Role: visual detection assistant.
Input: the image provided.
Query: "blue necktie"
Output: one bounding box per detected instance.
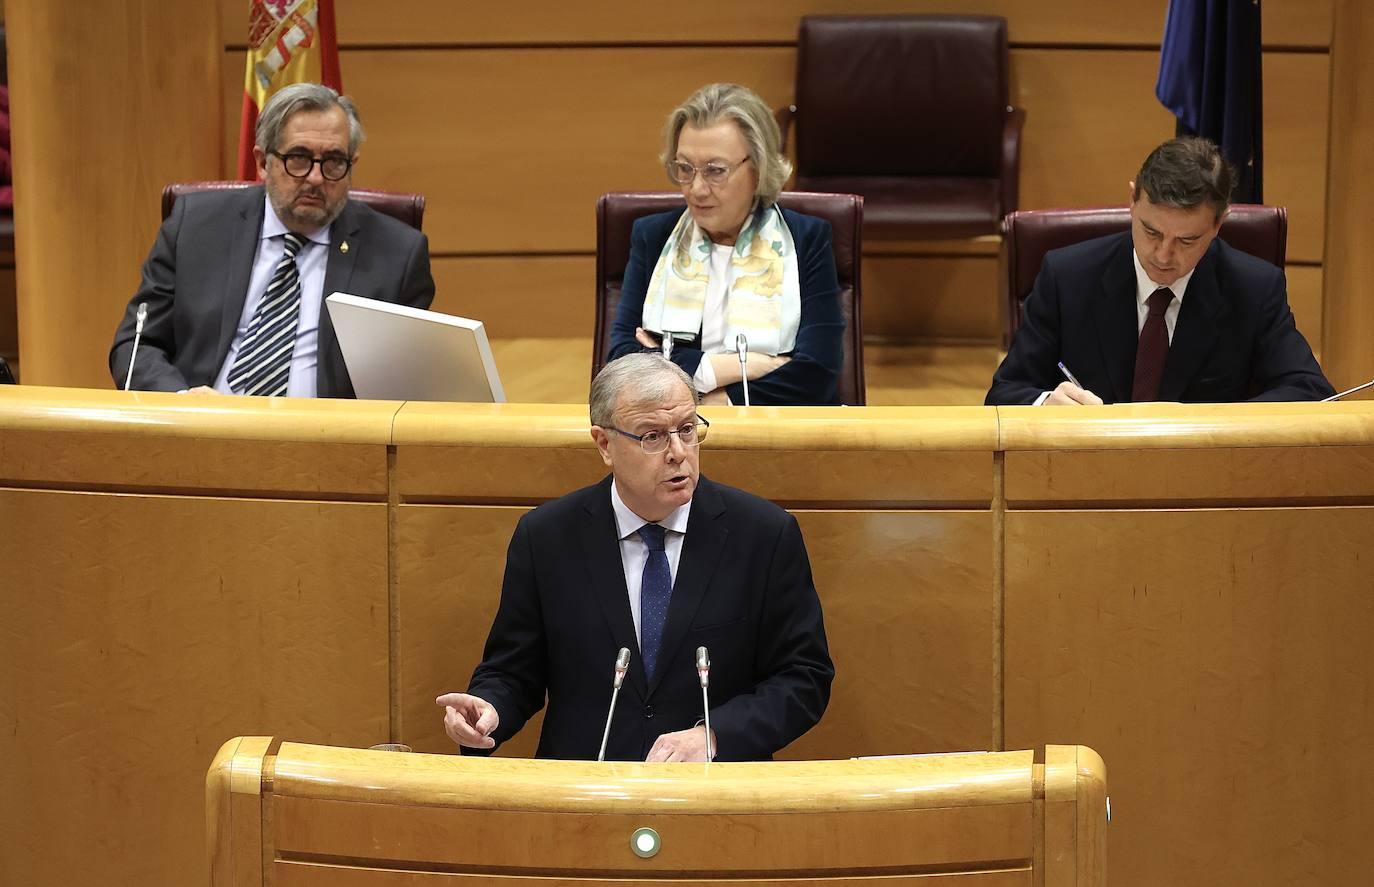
[638,523,672,683]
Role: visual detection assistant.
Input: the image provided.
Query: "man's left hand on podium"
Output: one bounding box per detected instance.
[645,725,716,762]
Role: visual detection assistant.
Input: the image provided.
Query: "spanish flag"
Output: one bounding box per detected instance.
[236,0,343,180]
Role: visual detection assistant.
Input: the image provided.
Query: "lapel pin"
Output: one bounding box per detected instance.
[340,240,350,254]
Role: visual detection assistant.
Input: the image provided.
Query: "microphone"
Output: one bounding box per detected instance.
[696,646,713,762]
[735,334,750,407]
[123,302,148,392]
[1322,378,1374,402]
[596,647,632,762]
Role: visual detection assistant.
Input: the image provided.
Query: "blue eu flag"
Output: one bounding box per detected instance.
[1156,0,1264,202]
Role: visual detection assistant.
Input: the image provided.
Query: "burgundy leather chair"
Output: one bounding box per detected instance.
[1000,204,1288,348]
[594,191,866,406]
[161,181,426,230]
[779,15,1024,241]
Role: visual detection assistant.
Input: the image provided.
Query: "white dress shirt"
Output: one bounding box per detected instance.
[1131,248,1196,343]
[213,194,331,397]
[610,480,692,645]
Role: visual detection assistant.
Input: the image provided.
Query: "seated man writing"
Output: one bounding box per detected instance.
[987,136,1333,406]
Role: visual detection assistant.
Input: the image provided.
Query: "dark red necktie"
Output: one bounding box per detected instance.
[1131,287,1173,402]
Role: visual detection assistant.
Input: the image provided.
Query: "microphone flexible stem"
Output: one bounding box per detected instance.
[123,327,143,392]
[1322,378,1374,402]
[701,685,713,762]
[597,683,623,762]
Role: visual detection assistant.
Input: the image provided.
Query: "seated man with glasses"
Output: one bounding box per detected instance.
[607,82,846,406]
[437,353,834,761]
[110,82,434,396]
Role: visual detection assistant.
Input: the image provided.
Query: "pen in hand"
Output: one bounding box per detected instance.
[1057,361,1084,389]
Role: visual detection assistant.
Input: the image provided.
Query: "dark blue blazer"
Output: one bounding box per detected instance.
[987,232,1333,405]
[465,474,834,762]
[609,206,845,405]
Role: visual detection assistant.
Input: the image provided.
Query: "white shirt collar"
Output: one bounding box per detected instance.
[610,479,692,541]
[261,193,331,246]
[1132,249,1196,309]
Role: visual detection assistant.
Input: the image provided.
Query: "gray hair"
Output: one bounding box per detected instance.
[660,82,792,205]
[255,82,366,156]
[590,354,697,427]
[1133,136,1234,221]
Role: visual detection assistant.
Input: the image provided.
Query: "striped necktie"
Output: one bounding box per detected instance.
[227,232,307,397]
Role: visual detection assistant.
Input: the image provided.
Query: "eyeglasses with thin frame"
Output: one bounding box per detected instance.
[271,150,354,182]
[608,416,710,455]
[666,157,751,188]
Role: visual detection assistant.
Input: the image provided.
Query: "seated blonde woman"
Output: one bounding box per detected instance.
[608,82,845,405]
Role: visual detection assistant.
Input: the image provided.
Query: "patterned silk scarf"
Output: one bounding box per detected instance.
[641,201,801,355]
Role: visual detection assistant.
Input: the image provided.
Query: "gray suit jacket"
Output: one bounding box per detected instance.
[109,185,435,397]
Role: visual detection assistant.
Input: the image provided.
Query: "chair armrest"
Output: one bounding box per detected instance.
[1000,106,1026,216]
[775,104,797,155]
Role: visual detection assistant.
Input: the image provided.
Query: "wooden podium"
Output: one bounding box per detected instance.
[207,738,1106,886]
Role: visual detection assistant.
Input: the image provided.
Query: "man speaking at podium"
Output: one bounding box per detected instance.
[437,353,833,762]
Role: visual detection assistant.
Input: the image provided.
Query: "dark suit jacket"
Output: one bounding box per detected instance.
[987,232,1333,405]
[608,206,845,405]
[466,474,834,762]
[109,185,435,397]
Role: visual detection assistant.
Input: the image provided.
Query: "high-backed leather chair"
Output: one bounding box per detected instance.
[161,181,425,230]
[1001,204,1288,348]
[779,15,1023,241]
[594,191,866,406]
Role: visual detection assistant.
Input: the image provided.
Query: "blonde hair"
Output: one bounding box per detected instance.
[659,83,792,205]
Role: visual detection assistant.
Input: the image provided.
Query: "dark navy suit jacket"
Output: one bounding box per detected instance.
[466,475,834,762]
[609,206,844,405]
[110,185,435,397]
[987,232,1333,405]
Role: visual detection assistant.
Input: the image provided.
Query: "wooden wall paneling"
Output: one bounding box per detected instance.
[430,255,594,339]
[220,47,795,252]
[396,446,606,502]
[220,1,1330,49]
[222,46,1331,257]
[0,490,390,887]
[862,254,1000,343]
[1,430,387,497]
[1012,49,1175,214]
[395,503,543,757]
[1004,507,1374,887]
[782,510,997,759]
[7,0,222,389]
[704,449,993,507]
[1004,445,1374,506]
[1322,0,1374,391]
[1263,51,1329,264]
[1286,264,1324,357]
[1014,48,1327,262]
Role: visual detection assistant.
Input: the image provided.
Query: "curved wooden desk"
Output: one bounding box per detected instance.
[3,386,1373,887]
[207,737,1106,886]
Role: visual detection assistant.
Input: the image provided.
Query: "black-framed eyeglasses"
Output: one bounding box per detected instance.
[609,416,710,455]
[271,150,354,181]
[666,157,751,187]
